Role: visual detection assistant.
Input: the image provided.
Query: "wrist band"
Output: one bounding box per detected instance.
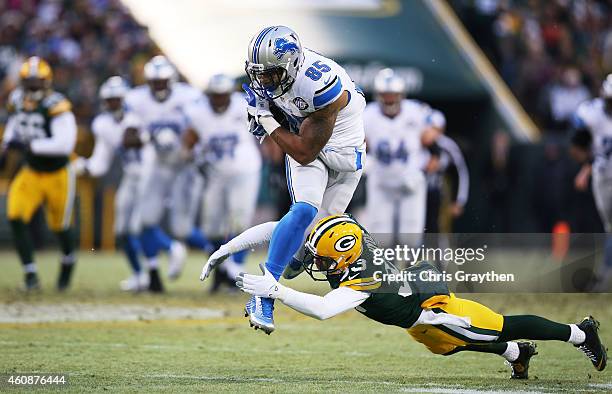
[259,115,281,136]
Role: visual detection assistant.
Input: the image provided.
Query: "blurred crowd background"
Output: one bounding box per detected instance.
[453,0,610,233]
[0,0,158,126]
[0,0,610,248]
[453,0,611,133]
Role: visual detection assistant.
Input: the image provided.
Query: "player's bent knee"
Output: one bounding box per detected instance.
[407,325,464,355]
[289,202,318,228]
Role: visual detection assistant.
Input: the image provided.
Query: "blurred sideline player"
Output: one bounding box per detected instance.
[125,55,207,291]
[0,56,77,291]
[216,214,607,378]
[363,68,441,248]
[183,74,262,292]
[205,26,367,333]
[571,74,612,291]
[421,110,469,233]
[73,76,154,292]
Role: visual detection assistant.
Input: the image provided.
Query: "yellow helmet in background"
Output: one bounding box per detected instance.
[19,56,53,82]
[19,56,53,100]
[303,214,363,280]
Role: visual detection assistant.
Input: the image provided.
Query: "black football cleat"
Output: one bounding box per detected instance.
[209,269,225,294]
[148,269,164,293]
[575,316,607,371]
[509,342,538,379]
[57,264,74,291]
[24,272,40,291]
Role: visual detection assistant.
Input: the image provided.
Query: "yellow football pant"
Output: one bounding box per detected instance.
[407,293,504,355]
[7,165,75,231]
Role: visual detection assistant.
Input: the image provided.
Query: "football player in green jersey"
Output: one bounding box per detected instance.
[1,56,77,291]
[203,215,607,379]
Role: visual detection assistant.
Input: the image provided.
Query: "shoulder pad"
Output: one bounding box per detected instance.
[338,258,382,292]
[575,99,600,126]
[91,114,110,136]
[44,92,72,116]
[312,74,343,110]
[175,82,202,102]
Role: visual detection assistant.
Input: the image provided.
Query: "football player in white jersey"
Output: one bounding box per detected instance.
[125,56,208,291]
[363,68,441,249]
[201,26,366,334]
[571,74,612,291]
[73,76,154,291]
[183,74,262,292]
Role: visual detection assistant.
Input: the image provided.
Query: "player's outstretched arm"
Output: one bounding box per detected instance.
[200,221,279,281]
[237,264,369,320]
[270,91,348,165]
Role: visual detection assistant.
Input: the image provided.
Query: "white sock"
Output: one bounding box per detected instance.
[568,324,586,345]
[24,263,37,273]
[148,257,159,269]
[502,342,520,362]
[219,222,278,254]
[61,253,76,265]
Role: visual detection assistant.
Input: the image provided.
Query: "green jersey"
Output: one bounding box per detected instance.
[6,88,73,172]
[327,225,450,329]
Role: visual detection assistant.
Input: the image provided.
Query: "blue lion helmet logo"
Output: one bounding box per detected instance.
[273,37,299,60]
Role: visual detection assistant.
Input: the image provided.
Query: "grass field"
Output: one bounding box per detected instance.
[0,250,610,393]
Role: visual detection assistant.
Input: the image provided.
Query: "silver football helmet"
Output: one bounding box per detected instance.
[144,55,177,101]
[99,76,129,100]
[373,68,406,95]
[246,25,304,99]
[99,76,129,118]
[205,74,235,94]
[374,68,406,117]
[206,74,235,113]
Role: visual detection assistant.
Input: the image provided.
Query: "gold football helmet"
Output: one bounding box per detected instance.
[19,56,53,100]
[303,214,363,280]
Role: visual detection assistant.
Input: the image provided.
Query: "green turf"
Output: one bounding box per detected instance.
[0,250,610,393]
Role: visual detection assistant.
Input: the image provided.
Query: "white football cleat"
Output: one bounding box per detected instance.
[120,271,149,292]
[249,296,275,335]
[168,241,187,280]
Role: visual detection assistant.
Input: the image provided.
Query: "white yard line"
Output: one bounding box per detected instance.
[588,383,612,389]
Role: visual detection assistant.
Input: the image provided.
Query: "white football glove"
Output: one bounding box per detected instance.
[236,263,286,299]
[200,247,230,281]
[242,84,279,140]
